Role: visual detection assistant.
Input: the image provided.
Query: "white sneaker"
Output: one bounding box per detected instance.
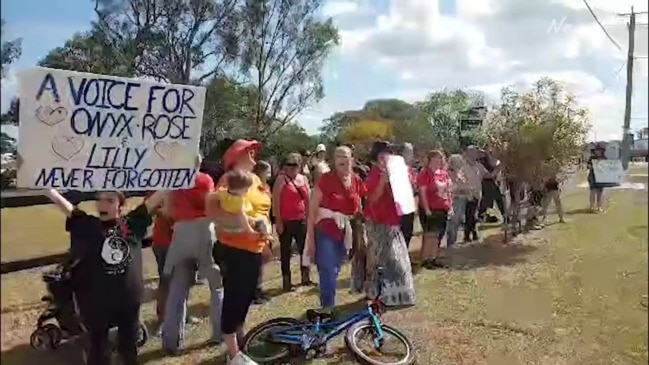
[228,352,258,365]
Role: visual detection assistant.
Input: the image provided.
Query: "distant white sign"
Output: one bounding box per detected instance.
[593,159,624,184]
[386,155,416,216]
[17,67,206,191]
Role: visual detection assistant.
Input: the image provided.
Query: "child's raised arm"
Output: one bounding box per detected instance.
[45,189,75,217]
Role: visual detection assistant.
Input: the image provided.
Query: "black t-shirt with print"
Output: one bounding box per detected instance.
[66,204,151,310]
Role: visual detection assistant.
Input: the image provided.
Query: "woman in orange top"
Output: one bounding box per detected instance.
[206,139,272,365]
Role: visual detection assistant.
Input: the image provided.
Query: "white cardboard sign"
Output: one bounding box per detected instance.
[17,67,206,191]
[386,155,416,216]
[593,159,623,184]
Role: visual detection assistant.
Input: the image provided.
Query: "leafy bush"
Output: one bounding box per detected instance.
[1,167,17,189]
[483,78,590,186]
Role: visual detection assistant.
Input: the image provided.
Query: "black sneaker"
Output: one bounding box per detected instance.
[422,259,441,270]
[432,258,448,268]
[252,294,269,305]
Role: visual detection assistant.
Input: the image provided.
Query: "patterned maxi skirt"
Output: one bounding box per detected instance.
[350,217,368,294]
[364,221,416,307]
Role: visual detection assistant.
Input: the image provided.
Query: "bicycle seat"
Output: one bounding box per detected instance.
[306,309,334,323]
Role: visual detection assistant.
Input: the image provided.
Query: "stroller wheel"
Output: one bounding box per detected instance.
[136,323,149,348]
[43,324,63,349]
[30,328,54,352]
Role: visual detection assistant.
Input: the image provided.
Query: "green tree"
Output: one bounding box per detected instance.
[93,0,239,84]
[414,89,484,154]
[264,123,316,159]
[319,98,419,144]
[483,77,590,186]
[39,28,135,76]
[0,132,16,154]
[236,0,339,140]
[200,76,259,154]
[0,98,19,125]
[1,19,22,78]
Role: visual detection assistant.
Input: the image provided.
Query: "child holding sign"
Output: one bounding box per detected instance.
[40,184,165,365]
[216,170,272,238]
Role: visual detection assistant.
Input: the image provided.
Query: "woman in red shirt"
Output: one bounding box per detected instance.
[304,146,365,310]
[395,142,417,248]
[417,149,453,269]
[150,196,174,327]
[272,152,311,292]
[162,157,223,354]
[364,141,415,306]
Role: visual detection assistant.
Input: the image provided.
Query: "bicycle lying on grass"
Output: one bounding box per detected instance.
[241,267,416,365]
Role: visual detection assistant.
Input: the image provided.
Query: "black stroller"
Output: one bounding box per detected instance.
[29,259,149,352]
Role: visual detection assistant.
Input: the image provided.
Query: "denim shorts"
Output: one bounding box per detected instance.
[418,209,448,241]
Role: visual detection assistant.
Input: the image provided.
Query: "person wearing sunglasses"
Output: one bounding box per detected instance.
[273,153,312,292]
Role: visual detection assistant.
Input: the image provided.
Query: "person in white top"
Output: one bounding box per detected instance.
[311,144,330,184]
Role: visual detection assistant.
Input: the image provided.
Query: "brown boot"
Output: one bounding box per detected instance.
[282,275,293,292]
[300,267,314,286]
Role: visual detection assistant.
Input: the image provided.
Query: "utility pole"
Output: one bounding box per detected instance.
[618,7,648,169]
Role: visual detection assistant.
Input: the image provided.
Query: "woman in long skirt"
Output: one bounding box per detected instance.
[362,141,415,306]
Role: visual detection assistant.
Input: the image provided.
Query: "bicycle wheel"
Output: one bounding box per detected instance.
[345,320,416,365]
[241,317,303,364]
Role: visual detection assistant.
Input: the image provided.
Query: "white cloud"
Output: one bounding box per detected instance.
[317,0,649,140]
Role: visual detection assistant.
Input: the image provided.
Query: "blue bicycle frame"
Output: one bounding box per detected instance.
[268,304,386,351]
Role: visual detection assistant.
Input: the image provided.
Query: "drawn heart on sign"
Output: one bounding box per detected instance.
[51,136,85,161]
[154,141,183,162]
[36,105,68,127]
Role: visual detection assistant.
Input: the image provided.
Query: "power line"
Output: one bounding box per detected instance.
[618,11,649,16]
[582,0,623,51]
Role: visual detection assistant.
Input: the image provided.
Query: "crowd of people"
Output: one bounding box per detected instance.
[23,138,610,365]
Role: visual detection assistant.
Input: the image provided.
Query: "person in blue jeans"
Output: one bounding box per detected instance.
[445,154,472,246]
[304,146,366,310]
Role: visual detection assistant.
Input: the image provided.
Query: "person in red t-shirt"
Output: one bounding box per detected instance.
[304,145,365,310]
[272,152,311,292]
[363,141,416,307]
[417,149,453,269]
[150,196,174,327]
[394,142,417,248]
[161,157,223,354]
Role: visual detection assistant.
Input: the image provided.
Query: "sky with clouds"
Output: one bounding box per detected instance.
[1,0,648,141]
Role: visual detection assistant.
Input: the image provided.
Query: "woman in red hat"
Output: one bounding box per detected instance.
[206,139,272,365]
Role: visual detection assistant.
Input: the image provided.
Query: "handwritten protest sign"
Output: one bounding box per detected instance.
[386,155,416,215]
[16,67,205,191]
[593,159,623,185]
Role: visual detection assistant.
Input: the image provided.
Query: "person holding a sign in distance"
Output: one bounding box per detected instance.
[587,144,607,212]
[206,139,272,365]
[363,141,416,306]
[16,156,166,365]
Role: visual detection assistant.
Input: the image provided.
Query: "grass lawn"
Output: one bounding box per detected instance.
[1,170,647,365]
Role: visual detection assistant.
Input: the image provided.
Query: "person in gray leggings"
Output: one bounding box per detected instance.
[161,171,224,355]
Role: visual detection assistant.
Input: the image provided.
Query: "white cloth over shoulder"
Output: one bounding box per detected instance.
[302,207,353,267]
